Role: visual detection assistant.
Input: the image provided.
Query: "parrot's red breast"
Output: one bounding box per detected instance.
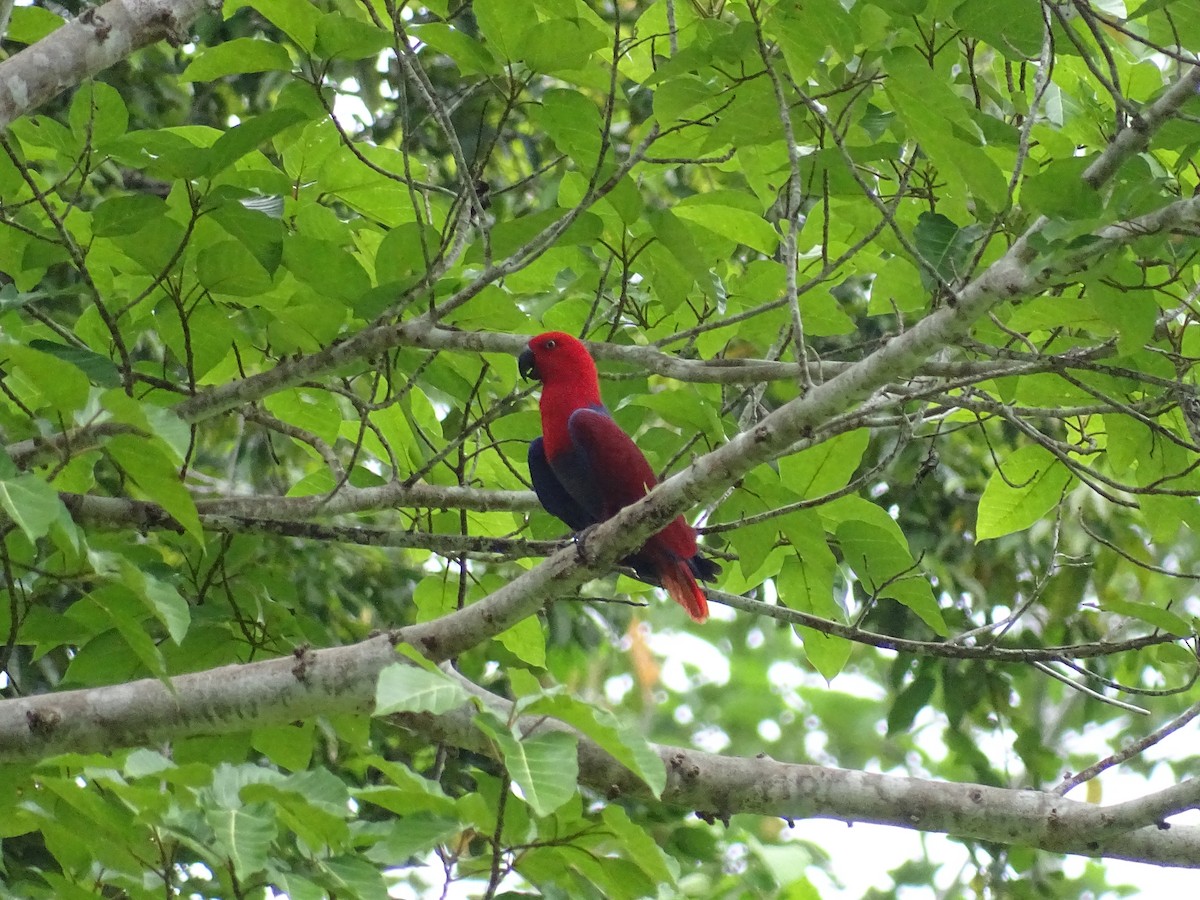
[518,332,718,622]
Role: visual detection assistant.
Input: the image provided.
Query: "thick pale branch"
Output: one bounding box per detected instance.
[424,673,1200,868]
[2,643,1194,868]
[61,482,537,527]
[0,0,214,130]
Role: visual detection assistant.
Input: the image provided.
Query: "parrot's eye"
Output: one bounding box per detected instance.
[545,339,557,350]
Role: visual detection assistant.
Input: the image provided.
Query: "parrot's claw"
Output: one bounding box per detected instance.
[571,525,598,564]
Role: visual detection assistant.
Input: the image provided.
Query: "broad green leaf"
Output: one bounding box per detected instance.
[234,0,321,51]
[263,387,342,447]
[977,445,1076,540]
[672,201,779,256]
[0,342,90,413]
[181,39,293,81]
[69,83,128,146]
[522,18,608,73]
[363,814,463,865]
[197,239,274,296]
[954,0,1045,58]
[410,24,498,76]
[601,804,678,885]
[374,222,439,285]
[123,748,175,778]
[104,434,203,542]
[283,234,371,302]
[1022,157,1103,220]
[521,694,666,796]
[494,614,547,668]
[472,0,539,60]
[885,47,1007,208]
[92,195,168,237]
[318,856,389,900]
[207,805,277,880]
[913,212,980,287]
[481,723,578,818]
[779,429,869,499]
[1100,597,1192,636]
[314,13,393,60]
[91,587,169,679]
[532,90,603,167]
[206,108,310,175]
[374,664,470,716]
[0,473,68,542]
[5,5,64,43]
[832,498,947,635]
[354,757,457,818]
[119,560,191,644]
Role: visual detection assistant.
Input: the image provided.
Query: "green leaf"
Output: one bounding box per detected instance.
[976,445,1076,540]
[374,222,439,285]
[0,342,90,413]
[283,235,371,303]
[251,723,314,771]
[123,748,175,778]
[354,757,457,818]
[1099,597,1192,636]
[831,497,947,635]
[263,387,342,447]
[954,0,1045,58]
[363,814,463,865]
[314,13,392,60]
[472,0,539,60]
[91,587,169,679]
[768,0,856,83]
[182,38,294,81]
[206,108,310,176]
[318,856,389,900]
[1022,157,1103,220]
[410,24,498,76]
[207,805,277,880]
[800,291,857,336]
[197,240,274,297]
[104,434,203,542]
[913,212,979,287]
[676,196,777,254]
[374,664,470,716]
[91,194,168,237]
[494,614,547,668]
[522,19,608,73]
[885,47,1007,208]
[0,473,68,542]
[521,694,666,797]
[532,90,603,167]
[119,560,191,644]
[5,5,64,44]
[69,83,128,147]
[232,0,321,51]
[481,723,578,817]
[779,429,869,498]
[601,804,677,885]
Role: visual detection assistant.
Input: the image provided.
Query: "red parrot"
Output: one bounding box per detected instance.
[518,332,719,622]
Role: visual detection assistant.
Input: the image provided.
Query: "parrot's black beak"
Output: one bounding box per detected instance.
[518,347,539,381]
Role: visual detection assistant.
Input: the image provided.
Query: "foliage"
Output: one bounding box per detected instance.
[1,0,1200,897]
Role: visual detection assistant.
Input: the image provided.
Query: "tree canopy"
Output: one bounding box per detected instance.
[2,0,1200,896]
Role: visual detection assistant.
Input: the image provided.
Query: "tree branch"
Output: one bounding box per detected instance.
[2,643,1197,868]
[0,0,213,130]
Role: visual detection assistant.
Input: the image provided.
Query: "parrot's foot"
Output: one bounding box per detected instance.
[571,525,598,565]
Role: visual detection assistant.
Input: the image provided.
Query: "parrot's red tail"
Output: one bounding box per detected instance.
[656,557,709,623]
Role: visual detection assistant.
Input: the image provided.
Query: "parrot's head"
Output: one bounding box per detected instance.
[518,332,597,387]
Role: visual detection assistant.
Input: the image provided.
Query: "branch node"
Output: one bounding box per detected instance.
[291,644,314,682]
[26,708,61,737]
